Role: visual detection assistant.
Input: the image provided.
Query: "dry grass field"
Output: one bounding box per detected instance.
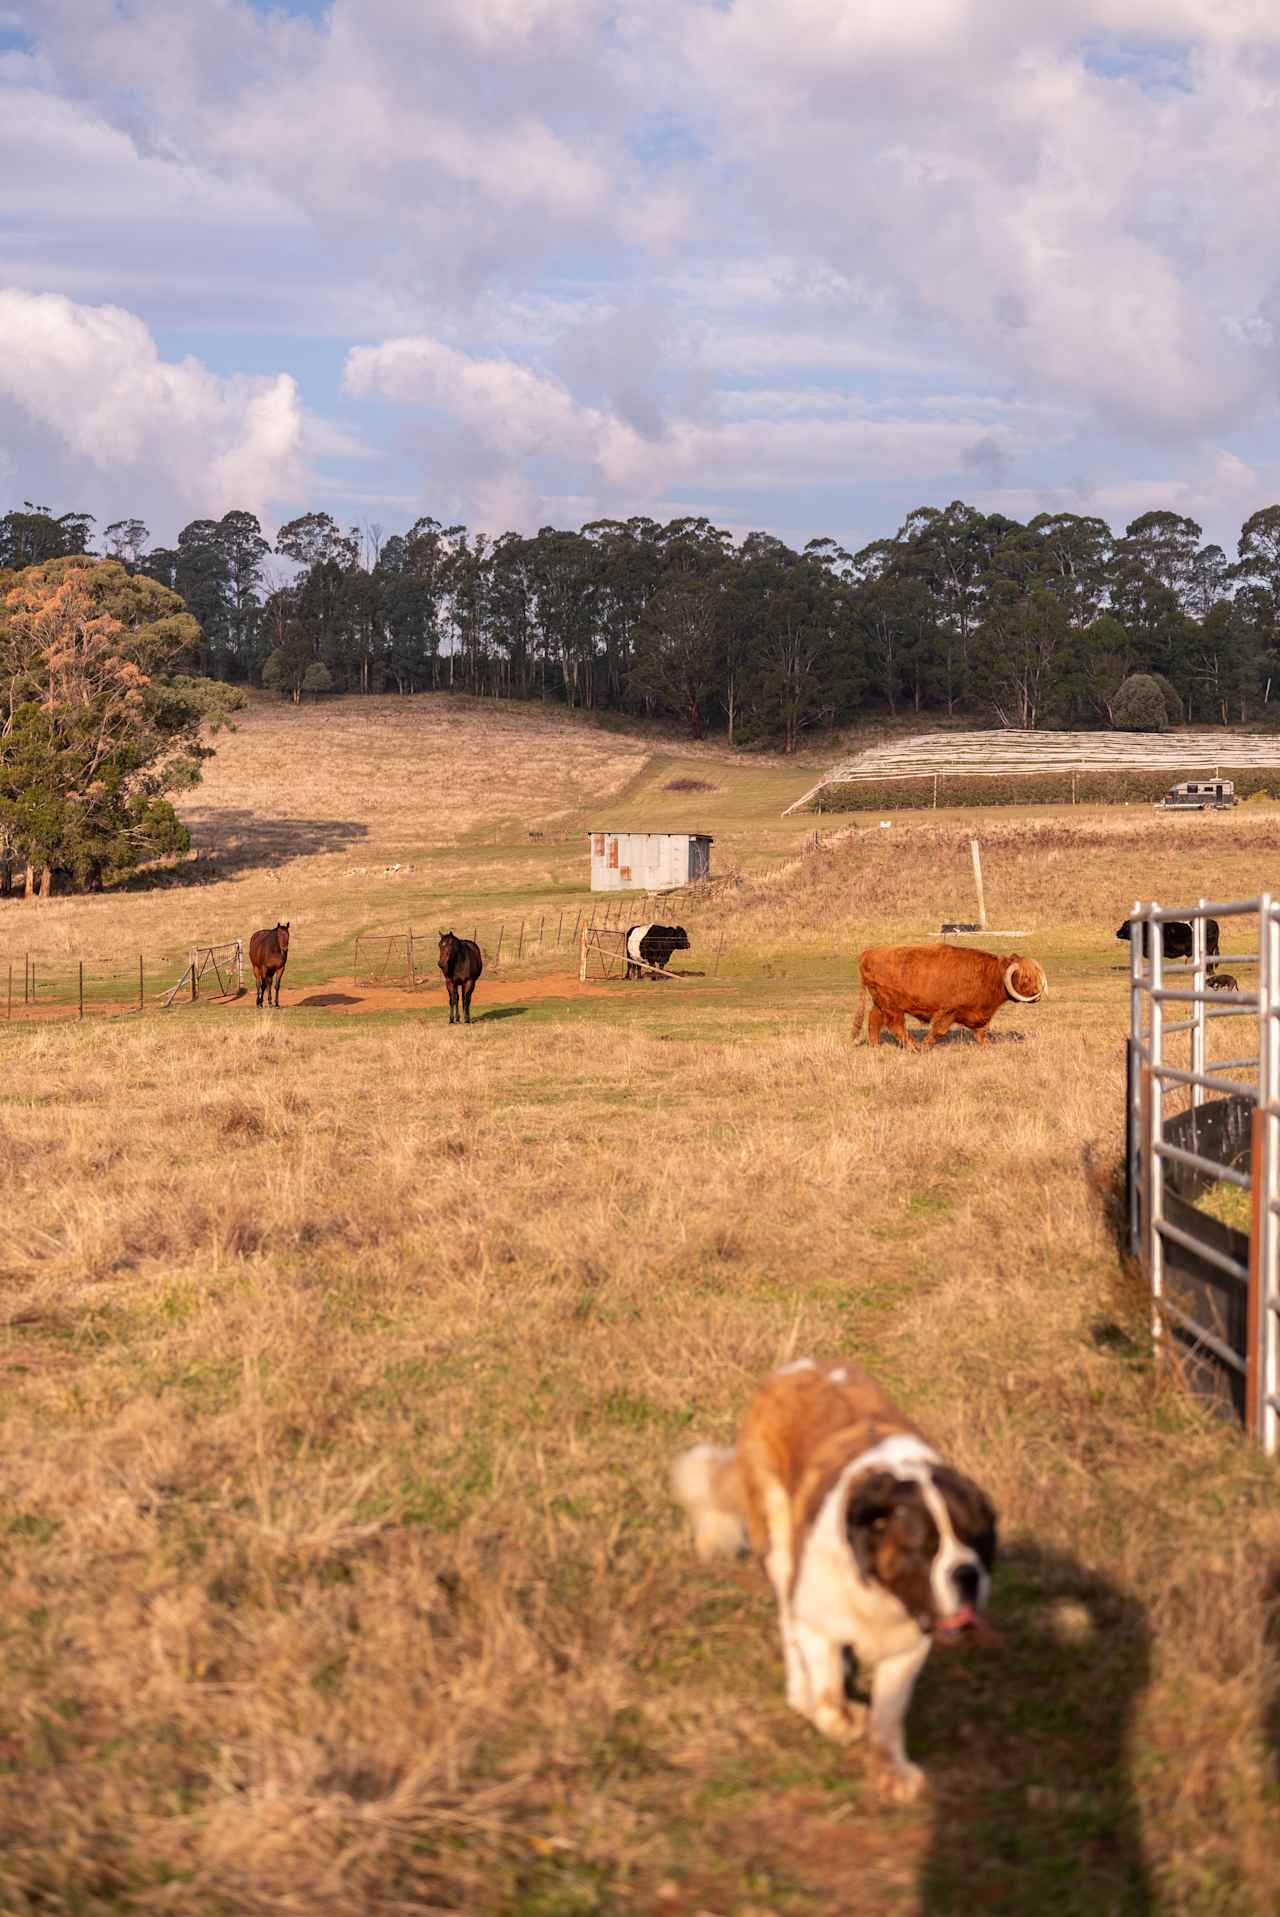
[3,695,1280,1915]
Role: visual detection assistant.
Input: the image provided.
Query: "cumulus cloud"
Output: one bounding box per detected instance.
[677,1,1280,443]
[345,331,1028,530]
[8,1,1280,544]
[0,289,308,522]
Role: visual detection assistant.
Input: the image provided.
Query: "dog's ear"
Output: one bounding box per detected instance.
[931,1466,998,1569]
[846,1469,903,1575]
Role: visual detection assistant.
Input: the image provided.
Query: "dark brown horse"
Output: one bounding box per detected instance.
[438,930,483,1024]
[249,922,290,1008]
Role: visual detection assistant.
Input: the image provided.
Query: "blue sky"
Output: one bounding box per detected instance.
[2,0,1279,554]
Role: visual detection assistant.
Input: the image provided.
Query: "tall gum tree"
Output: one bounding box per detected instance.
[0,558,234,897]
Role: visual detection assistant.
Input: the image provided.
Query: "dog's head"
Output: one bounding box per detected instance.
[846,1464,997,1639]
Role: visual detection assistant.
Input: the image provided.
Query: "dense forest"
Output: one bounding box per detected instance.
[6,497,1280,749]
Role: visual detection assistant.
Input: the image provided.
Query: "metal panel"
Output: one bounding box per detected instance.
[586,830,712,892]
[1127,894,1280,1451]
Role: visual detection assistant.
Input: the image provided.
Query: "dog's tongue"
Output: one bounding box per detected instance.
[934,1606,1000,1647]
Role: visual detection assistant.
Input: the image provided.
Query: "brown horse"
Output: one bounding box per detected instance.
[438,931,483,1024]
[249,922,290,1008]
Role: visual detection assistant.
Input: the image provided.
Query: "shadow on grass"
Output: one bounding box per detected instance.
[919,1543,1151,1914]
[473,1006,529,1022]
[114,810,370,892]
[295,992,361,1007]
[869,1027,1029,1049]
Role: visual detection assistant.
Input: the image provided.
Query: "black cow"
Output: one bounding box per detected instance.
[1116,917,1220,972]
[438,930,483,1024]
[624,923,690,980]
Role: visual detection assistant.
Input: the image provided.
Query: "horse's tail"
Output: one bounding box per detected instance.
[851,977,867,1046]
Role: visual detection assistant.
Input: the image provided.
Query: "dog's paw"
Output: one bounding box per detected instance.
[877,1758,926,1805]
[812,1700,868,1745]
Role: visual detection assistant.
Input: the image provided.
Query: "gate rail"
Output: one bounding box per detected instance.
[1127,895,1280,1452]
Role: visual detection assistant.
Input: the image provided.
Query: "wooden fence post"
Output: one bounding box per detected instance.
[969,838,988,931]
[79,960,84,1020]
[190,948,198,1002]
[495,924,504,964]
[518,919,525,958]
[579,924,589,983]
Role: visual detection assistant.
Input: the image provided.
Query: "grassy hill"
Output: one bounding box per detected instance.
[1,695,1279,1914]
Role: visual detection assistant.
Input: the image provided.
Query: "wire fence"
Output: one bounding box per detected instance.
[353,896,649,986]
[0,938,243,1023]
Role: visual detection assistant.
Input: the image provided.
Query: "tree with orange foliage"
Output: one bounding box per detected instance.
[0,558,233,896]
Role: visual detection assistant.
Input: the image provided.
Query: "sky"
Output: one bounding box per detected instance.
[3,0,1280,554]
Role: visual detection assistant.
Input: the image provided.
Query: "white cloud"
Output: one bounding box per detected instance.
[0,289,308,522]
[345,331,1029,529]
[677,1,1280,443]
[8,2,1280,546]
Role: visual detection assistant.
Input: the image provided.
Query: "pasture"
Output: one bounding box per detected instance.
[2,694,1280,1915]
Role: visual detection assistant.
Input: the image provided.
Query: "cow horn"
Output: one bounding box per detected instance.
[1004,961,1043,1003]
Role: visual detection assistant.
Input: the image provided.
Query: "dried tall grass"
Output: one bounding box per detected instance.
[1,713,1279,1914]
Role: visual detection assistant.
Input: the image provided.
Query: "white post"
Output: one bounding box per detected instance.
[1191,901,1207,1109]
[1259,897,1279,1454]
[1128,897,1144,1256]
[969,838,987,931]
[1148,908,1165,1348]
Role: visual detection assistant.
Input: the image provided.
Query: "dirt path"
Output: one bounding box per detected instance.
[231,970,622,1015]
[2,968,708,1025]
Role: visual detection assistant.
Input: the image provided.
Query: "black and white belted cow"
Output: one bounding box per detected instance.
[625,923,690,980]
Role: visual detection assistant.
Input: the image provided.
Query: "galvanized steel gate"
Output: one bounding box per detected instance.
[1127,897,1280,1452]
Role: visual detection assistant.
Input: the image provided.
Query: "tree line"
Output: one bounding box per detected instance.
[6,495,1280,750]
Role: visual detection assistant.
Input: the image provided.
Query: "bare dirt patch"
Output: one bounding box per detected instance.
[238,970,621,1015]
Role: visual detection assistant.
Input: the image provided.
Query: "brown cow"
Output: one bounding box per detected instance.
[249,922,290,1008]
[852,943,1046,1052]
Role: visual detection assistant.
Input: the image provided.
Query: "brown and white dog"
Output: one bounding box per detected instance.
[672,1357,997,1800]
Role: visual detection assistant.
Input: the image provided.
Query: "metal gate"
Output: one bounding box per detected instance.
[1127,896,1280,1451]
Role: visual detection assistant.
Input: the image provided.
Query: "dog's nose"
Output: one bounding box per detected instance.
[952,1563,980,1606]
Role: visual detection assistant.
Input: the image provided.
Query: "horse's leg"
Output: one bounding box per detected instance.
[255,969,265,1009]
[447,979,459,1024]
[463,977,475,1024]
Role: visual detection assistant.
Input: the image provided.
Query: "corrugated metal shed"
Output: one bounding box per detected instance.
[587,831,713,892]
